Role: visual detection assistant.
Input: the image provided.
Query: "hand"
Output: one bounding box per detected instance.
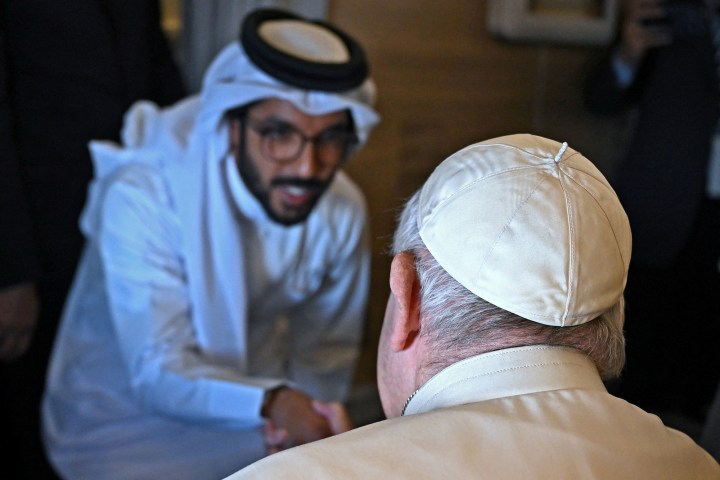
[618,0,673,66]
[263,387,333,450]
[263,421,289,455]
[0,282,39,362]
[311,400,353,435]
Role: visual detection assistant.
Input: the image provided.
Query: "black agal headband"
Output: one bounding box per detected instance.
[240,8,369,92]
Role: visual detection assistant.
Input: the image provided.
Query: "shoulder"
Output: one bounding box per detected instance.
[86,97,203,220]
[103,163,171,207]
[228,398,720,479]
[81,142,177,240]
[96,164,177,242]
[119,97,200,156]
[232,413,481,479]
[227,418,407,480]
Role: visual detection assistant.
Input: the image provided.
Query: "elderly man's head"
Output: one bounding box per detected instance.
[378,134,632,418]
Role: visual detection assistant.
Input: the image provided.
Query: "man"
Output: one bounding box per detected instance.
[1,2,185,477]
[42,8,379,480]
[585,0,720,423]
[227,134,719,479]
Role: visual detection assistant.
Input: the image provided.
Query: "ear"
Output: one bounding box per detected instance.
[388,252,421,352]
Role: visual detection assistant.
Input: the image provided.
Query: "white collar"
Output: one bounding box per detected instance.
[403,345,605,416]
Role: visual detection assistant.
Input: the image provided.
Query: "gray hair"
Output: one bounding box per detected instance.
[392,190,626,381]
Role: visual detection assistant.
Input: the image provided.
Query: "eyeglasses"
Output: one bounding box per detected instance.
[243,117,358,166]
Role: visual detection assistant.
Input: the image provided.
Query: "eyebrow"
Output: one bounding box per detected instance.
[248,115,351,131]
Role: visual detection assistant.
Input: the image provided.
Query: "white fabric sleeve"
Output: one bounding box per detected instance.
[285,204,370,402]
[98,166,282,428]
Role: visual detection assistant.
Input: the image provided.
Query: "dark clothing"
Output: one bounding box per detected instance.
[586,33,719,268]
[0,1,185,477]
[585,22,720,424]
[620,199,720,419]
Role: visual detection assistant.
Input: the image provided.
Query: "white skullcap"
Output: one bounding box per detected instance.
[417,134,632,326]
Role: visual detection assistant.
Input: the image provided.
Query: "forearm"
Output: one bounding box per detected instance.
[0,33,40,287]
[131,351,284,426]
[99,171,283,426]
[0,166,39,288]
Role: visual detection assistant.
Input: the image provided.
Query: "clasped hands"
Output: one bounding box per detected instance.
[262,387,352,454]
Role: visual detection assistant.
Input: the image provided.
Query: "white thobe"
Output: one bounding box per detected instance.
[42,97,370,479]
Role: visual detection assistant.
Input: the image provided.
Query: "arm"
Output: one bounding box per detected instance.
[584,0,671,114]
[260,193,370,450]
[98,166,282,427]
[286,193,370,396]
[0,20,39,361]
[615,0,672,71]
[285,209,370,402]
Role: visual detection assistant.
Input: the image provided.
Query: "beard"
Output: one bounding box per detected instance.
[236,148,331,226]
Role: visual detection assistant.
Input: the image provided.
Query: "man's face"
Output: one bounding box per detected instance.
[231,98,354,226]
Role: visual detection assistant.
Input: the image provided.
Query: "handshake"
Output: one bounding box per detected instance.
[262,387,352,454]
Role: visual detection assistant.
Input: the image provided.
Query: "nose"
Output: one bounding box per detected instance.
[293,140,323,178]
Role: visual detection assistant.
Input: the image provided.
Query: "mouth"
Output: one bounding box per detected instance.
[271,178,326,209]
[277,184,316,207]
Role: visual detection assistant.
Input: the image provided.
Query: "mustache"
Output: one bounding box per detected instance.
[270,178,327,193]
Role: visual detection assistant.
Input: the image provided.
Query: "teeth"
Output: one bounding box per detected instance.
[285,186,306,196]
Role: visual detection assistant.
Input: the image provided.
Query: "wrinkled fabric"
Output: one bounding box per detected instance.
[417,135,631,327]
[228,346,720,479]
